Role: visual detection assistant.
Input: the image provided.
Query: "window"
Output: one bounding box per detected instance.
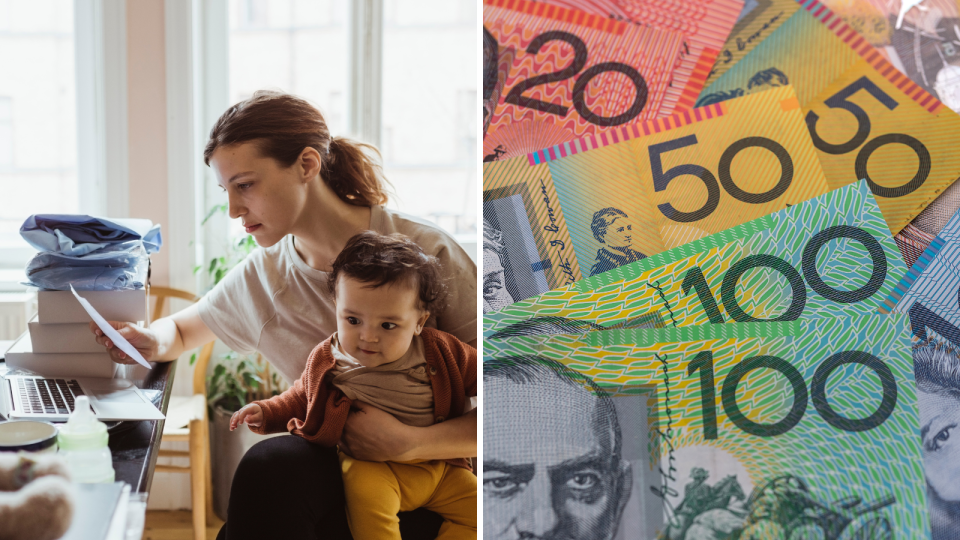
[228,0,349,134]
[226,0,350,239]
[0,97,12,167]
[0,0,78,279]
[224,0,476,242]
[382,0,477,241]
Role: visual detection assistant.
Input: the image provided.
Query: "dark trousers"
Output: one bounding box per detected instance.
[215,435,443,539]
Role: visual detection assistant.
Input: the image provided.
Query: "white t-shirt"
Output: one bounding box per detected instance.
[197,206,477,383]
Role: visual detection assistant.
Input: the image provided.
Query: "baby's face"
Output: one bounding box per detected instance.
[335,276,429,368]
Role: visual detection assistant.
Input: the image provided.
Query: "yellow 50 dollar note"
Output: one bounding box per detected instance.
[700,0,960,235]
[482,86,829,312]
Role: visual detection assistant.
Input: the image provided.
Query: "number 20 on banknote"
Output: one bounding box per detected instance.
[482,0,685,160]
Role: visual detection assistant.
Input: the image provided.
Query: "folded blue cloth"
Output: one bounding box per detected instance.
[20,214,162,255]
[23,261,148,291]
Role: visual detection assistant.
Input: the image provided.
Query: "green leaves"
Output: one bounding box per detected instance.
[199,203,283,413]
[201,203,228,226]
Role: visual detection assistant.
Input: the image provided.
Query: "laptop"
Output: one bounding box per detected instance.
[0,344,164,422]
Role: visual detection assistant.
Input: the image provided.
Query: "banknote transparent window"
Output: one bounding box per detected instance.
[381,0,478,240]
[0,0,78,276]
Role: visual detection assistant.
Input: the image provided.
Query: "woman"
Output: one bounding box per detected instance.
[589,207,646,277]
[90,90,477,539]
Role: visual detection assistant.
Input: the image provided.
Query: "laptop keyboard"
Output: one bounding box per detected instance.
[14,378,85,415]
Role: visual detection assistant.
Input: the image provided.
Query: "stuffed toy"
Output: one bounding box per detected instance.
[0,453,74,540]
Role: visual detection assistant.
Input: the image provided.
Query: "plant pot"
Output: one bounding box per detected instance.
[210,404,286,521]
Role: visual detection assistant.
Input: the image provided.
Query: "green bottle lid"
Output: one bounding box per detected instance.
[57,396,109,450]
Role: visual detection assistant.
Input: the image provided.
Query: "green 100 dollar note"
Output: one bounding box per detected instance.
[483,314,929,538]
[483,180,906,338]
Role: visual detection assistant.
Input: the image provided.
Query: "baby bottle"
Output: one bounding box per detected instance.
[57,396,115,483]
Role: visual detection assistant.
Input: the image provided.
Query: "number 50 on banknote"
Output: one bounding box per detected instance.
[483,86,830,312]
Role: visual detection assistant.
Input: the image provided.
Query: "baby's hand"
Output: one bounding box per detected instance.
[230,404,263,431]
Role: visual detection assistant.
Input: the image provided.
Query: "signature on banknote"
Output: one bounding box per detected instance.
[710,11,786,77]
[650,352,681,522]
[648,280,679,327]
[736,11,785,51]
[540,179,577,285]
[540,179,560,234]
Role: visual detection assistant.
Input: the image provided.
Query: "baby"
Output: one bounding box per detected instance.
[230,231,477,539]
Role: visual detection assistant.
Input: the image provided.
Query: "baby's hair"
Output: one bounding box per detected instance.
[329,231,446,314]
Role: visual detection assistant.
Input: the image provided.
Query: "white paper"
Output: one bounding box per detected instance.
[70,285,151,369]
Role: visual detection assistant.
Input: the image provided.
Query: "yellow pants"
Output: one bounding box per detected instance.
[339,453,477,540]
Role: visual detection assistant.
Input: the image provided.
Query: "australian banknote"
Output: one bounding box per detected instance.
[530,0,744,118]
[482,86,831,313]
[698,0,960,235]
[894,179,960,268]
[482,0,686,161]
[820,0,960,114]
[483,180,906,337]
[871,207,960,539]
[810,0,960,266]
[483,314,930,539]
[708,0,801,84]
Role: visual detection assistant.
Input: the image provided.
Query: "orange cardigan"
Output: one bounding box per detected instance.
[251,327,477,469]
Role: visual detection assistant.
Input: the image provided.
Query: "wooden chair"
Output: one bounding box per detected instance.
[149,286,215,540]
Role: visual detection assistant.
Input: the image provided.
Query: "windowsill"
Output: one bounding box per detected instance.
[0,269,27,293]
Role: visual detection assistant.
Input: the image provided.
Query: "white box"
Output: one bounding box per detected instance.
[37,289,146,325]
[4,332,118,379]
[28,315,104,353]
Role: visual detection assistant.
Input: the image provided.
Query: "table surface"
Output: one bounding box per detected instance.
[106,360,176,493]
[0,359,176,493]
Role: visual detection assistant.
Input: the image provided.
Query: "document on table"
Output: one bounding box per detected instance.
[70,285,151,369]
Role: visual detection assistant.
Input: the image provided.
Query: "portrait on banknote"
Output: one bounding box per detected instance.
[483,217,515,313]
[913,341,960,539]
[484,317,930,538]
[483,356,662,540]
[589,207,648,277]
[483,197,558,312]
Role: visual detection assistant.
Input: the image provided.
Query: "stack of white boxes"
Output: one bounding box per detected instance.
[5,289,147,378]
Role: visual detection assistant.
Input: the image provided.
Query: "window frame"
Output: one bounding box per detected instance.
[0,0,126,291]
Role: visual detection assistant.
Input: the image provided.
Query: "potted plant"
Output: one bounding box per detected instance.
[205,350,285,519]
[194,205,288,519]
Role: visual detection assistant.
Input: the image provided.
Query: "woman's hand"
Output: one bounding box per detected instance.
[339,402,417,462]
[89,321,159,365]
[230,404,263,431]
[340,403,478,462]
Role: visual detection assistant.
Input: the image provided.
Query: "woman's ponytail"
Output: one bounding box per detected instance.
[204,90,390,207]
[321,137,389,207]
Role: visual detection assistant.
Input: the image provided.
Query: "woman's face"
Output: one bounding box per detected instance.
[919,388,960,501]
[209,141,311,248]
[605,216,633,250]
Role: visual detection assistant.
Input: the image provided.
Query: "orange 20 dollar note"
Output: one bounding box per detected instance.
[482,0,685,162]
